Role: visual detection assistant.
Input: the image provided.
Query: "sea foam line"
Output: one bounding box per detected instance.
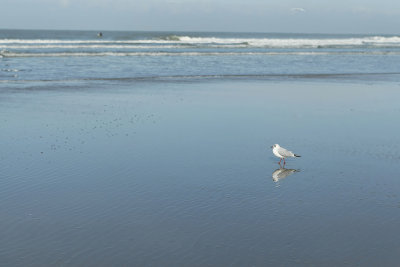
[1,51,399,58]
[0,45,191,49]
[1,36,400,48]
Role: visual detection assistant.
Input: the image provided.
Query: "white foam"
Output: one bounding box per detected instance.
[2,51,399,58]
[1,36,400,48]
[0,39,178,44]
[1,68,19,72]
[180,36,400,47]
[0,44,188,49]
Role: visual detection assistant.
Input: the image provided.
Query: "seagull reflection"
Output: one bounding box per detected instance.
[272,167,299,182]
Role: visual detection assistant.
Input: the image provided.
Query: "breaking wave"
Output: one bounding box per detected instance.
[1,35,400,48]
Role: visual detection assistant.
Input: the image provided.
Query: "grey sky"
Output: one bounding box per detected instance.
[1,0,399,33]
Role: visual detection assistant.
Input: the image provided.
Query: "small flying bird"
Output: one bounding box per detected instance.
[291,7,306,13]
[271,144,300,165]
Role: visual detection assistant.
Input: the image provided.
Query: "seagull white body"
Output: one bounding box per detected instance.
[271,144,300,165]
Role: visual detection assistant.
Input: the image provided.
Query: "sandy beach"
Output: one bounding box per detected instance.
[1,80,400,265]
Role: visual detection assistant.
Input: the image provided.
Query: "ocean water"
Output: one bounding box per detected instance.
[1,30,400,266]
[2,29,400,87]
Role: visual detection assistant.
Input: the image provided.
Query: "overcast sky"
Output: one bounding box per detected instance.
[1,0,399,33]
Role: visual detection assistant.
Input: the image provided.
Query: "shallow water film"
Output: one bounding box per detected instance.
[1,80,400,266]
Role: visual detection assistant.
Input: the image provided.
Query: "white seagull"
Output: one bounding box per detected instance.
[271,144,300,165]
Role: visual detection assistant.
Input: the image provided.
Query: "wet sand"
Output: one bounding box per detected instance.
[1,80,400,266]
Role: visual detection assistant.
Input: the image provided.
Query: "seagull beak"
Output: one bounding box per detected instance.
[270,146,273,148]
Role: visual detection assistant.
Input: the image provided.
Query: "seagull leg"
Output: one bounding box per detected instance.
[283,158,286,165]
[278,158,282,165]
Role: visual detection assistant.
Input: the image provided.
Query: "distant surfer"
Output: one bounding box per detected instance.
[97,32,103,37]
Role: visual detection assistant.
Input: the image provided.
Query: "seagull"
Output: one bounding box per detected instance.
[271,144,300,165]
